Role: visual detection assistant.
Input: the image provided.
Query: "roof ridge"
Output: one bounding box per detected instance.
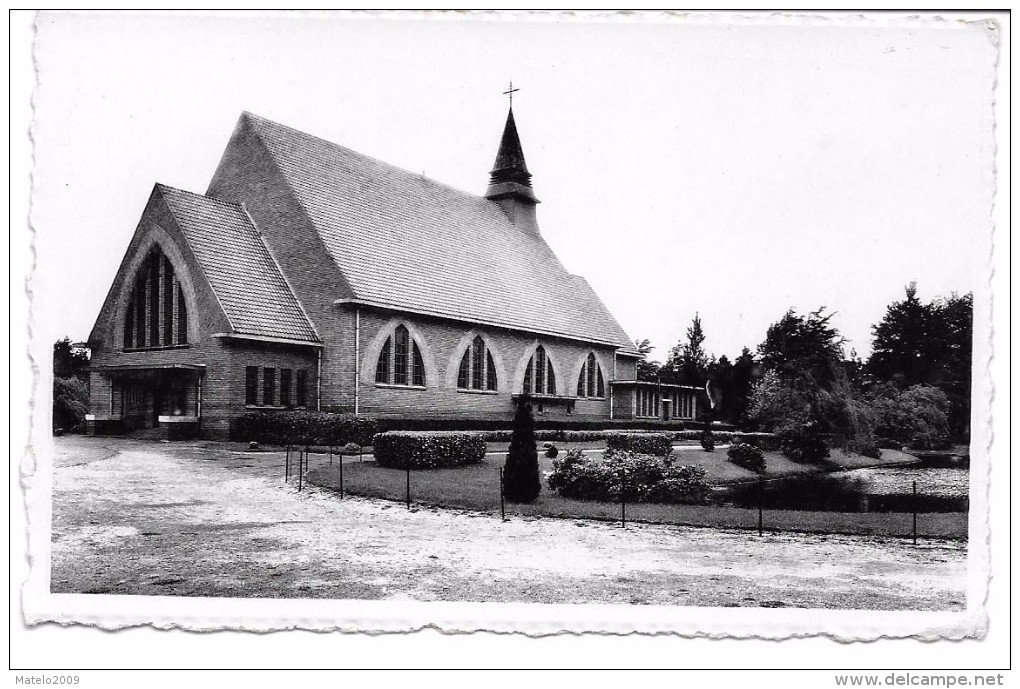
[155,183,247,211]
[241,112,498,206]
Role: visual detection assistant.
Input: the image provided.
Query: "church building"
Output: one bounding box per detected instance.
[85,108,699,439]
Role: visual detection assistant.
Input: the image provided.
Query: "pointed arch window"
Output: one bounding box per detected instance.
[457,335,498,391]
[576,352,606,398]
[522,345,556,396]
[123,246,189,350]
[375,324,426,388]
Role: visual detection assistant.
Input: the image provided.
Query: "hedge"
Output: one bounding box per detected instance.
[605,432,673,456]
[230,411,378,447]
[372,431,487,470]
[369,417,701,433]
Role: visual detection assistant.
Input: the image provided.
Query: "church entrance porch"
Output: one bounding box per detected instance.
[88,363,204,440]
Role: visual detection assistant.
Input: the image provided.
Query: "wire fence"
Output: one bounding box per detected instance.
[280,445,967,543]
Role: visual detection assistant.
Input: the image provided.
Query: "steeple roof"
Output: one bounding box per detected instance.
[488,109,532,188]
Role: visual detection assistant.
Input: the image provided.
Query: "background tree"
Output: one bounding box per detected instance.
[705,347,759,425]
[53,336,89,379]
[866,285,972,440]
[53,336,90,433]
[633,338,661,382]
[503,396,541,503]
[751,308,876,455]
[666,313,709,386]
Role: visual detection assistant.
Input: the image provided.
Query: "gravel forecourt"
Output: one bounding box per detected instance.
[49,437,966,610]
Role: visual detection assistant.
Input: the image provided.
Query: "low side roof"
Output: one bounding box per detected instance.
[158,184,319,343]
[239,113,635,352]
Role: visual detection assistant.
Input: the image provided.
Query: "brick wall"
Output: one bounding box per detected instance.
[347,308,620,422]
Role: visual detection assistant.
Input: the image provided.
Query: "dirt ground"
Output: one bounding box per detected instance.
[48,436,966,610]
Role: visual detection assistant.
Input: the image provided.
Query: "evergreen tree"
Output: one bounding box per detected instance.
[866,282,930,386]
[667,313,709,385]
[504,396,541,503]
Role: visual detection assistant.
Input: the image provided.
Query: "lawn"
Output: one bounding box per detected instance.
[306,445,965,539]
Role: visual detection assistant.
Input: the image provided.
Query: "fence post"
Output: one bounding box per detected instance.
[329,445,333,467]
[339,449,344,499]
[912,480,918,545]
[285,445,290,482]
[405,466,411,509]
[298,448,303,492]
[499,468,505,521]
[621,469,626,529]
[758,477,764,537]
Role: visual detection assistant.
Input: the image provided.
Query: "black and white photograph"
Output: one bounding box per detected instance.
[12,8,1008,674]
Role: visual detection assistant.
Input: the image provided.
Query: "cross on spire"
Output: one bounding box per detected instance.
[503,80,520,109]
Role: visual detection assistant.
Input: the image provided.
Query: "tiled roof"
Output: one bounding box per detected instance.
[157,184,319,343]
[240,113,635,352]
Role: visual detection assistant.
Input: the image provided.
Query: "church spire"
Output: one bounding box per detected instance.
[485,103,540,234]
[488,108,533,189]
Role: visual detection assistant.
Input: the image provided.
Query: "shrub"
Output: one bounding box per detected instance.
[373,431,485,469]
[605,432,672,456]
[545,445,559,459]
[700,427,715,452]
[727,442,766,474]
[731,432,781,452]
[644,465,711,505]
[53,376,89,433]
[546,449,710,505]
[504,398,541,503]
[230,411,377,447]
[778,423,830,463]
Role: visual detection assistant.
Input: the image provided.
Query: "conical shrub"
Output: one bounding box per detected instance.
[504,396,541,503]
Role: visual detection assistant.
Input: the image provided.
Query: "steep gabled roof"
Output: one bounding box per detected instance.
[157,184,319,343]
[233,112,635,352]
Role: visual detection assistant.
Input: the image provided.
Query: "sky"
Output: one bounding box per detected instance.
[30,11,996,362]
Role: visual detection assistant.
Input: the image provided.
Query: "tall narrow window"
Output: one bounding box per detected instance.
[486,351,498,391]
[376,336,391,383]
[134,279,146,347]
[457,350,470,389]
[577,353,606,398]
[296,370,308,408]
[471,337,485,390]
[147,255,160,345]
[375,324,427,388]
[176,284,188,345]
[393,325,409,385]
[522,346,556,395]
[457,335,497,391]
[280,368,292,407]
[412,343,425,387]
[263,367,276,407]
[162,256,174,343]
[245,366,259,406]
[534,346,546,394]
[124,302,135,349]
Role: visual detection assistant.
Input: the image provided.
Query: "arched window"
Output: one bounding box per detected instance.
[522,345,556,395]
[123,246,188,350]
[576,352,606,398]
[457,335,498,391]
[375,324,426,387]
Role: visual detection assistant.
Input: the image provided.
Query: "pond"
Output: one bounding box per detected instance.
[716,458,969,514]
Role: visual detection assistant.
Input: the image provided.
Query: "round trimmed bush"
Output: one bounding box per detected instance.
[727,442,766,474]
